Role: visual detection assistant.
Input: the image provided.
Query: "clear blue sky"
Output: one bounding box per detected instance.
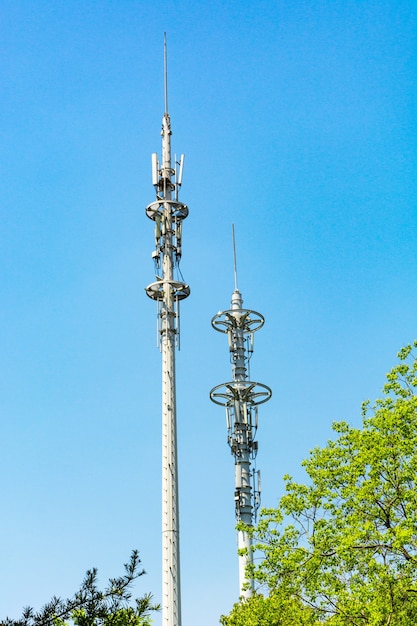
[1,2,416,625]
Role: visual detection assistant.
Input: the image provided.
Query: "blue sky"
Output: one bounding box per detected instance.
[0,1,416,625]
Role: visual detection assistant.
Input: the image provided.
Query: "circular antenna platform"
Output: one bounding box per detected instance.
[146,199,189,221]
[210,381,272,407]
[145,280,190,301]
[211,309,265,333]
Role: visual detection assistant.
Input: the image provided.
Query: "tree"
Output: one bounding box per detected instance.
[2,550,159,626]
[220,593,316,626]
[221,341,417,625]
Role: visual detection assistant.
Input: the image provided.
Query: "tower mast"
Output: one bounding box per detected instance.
[210,228,271,597]
[145,35,189,626]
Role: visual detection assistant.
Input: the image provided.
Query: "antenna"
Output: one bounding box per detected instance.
[164,32,168,114]
[210,233,271,599]
[145,36,189,626]
[232,223,239,292]
[151,153,159,186]
[178,154,185,186]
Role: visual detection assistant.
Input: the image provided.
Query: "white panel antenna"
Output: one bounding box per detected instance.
[152,153,159,186]
[177,154,184,186]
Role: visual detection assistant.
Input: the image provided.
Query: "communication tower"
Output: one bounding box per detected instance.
[210,228,271,598]
[145,35,189,626]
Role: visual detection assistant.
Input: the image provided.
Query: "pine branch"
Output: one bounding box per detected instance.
[2,550,157,626]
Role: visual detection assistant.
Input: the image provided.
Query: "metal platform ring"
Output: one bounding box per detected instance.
[211,309,265,333]
[145,280,190,301]
[209,381,272,407]
[145,199,189,221]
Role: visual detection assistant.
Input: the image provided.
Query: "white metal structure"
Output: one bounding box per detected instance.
[145,36,189,626]
[210,230,271,598]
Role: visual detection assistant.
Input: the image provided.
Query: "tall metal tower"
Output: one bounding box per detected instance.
[145,36,189,626]
[210,228,271,598]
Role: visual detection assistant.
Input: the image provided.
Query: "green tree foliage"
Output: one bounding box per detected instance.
[2,551,159,626]
[222,342,417,625]
[220,594,316,626]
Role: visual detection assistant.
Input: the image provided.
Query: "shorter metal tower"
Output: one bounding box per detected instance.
[210,229,271,598]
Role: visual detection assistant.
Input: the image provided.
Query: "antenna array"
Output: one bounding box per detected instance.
[145,36,189,626]
[210,231,272,598]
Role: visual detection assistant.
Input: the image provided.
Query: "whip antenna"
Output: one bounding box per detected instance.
[232,224,239,292]
[164,32,168,114]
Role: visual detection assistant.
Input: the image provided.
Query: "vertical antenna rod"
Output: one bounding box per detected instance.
[210,230,271,598]
[145,36,189,626]
[232,223,238,292]
[164,32,168,114]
